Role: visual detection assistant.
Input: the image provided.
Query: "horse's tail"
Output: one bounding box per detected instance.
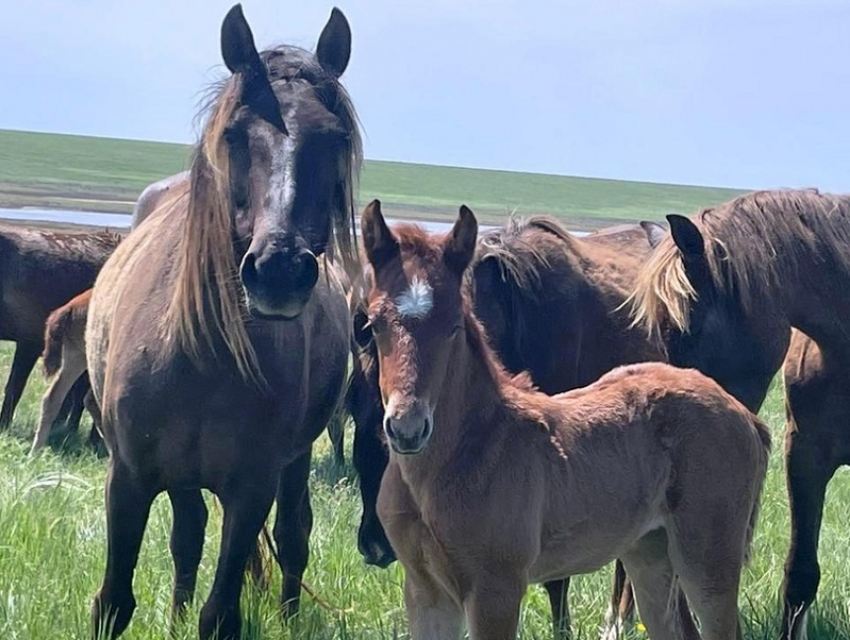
[744,413,772,565]
[42,305,73,379]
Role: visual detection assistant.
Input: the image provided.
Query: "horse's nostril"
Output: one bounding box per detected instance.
[241,253,258,286]
[384,419,396,441]
[296,252,319,290]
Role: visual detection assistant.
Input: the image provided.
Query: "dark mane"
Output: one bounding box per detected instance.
[167,44,362,383]
[475,215,579,292]
[630,189,850,336]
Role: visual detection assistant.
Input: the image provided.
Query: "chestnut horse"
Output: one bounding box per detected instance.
[348,216,666,637]
[629,189,850,640]
[0,225,120,430]
[362,200,769,640]
[31,288,102,453]
[85,6,360,639]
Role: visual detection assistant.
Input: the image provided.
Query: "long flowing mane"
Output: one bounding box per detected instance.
[166,45,362,383]
[629,189,850,338]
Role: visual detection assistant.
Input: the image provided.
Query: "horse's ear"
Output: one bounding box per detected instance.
[639,220,668,249]
[316,7,351,78]
[667,214,705,259]
[221,4,286,133]
[221,5,263,75]
[444,205,478,275]
[362,200,398,268]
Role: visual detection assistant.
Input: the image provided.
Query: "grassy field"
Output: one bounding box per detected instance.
[1,344,849,640]
[0,129,747,230]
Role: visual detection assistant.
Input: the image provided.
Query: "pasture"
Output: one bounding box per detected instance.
[0,343,849,639]
[0,128,746,229]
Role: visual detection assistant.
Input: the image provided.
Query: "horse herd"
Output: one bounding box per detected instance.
[4,5,849,640]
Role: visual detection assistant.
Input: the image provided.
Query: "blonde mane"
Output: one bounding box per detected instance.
[629,189,850,339]
[165,46,362,385]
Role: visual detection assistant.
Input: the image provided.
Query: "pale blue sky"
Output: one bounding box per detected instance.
[3,0,849,190]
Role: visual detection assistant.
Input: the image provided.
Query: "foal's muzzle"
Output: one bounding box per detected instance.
[383,397,434,455]
[240,244,319,320]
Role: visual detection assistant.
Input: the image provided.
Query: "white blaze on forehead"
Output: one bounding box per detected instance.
[395,276,433,319]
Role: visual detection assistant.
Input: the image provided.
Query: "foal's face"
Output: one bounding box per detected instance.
[219,5,353,319]
[664,215,789,412]
[361,201,478,455]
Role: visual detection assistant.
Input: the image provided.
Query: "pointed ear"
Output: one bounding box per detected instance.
[361,200,398,268]
[316,7,351,78]
[444,205,478,275]
[667,214,705,259]
[639,220,668,249]
[221,5,263,74]
[221,4,286,133]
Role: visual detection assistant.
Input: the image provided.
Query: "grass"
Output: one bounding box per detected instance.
[1,346,850,639]
[0,129,747,230]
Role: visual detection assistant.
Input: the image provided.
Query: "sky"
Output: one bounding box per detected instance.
[3,0,850,191]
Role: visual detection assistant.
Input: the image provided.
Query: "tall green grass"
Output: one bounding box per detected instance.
[1,348,848,639]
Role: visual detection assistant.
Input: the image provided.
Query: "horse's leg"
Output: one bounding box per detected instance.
[620,530,699,640]
[199,484,275,640]
[601,561,635,640]
[353,415,395,567]
[167,488,208,629]
[327,407,345,466]
[544,578,571,640]
[92,460,155,640]
[84,387,105,451]
[61,374,89,433]
[0,341,40,429]
[274,448,314,618]
[32,366,82,454]
[781,427,837,640]
[404,574,464,640]
[465,575,525,640]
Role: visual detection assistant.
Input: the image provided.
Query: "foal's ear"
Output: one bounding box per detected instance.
[639,220,667,249]
[316,7,352,78]
[444,205,478,275]
[362,200,398,268]
[667,214,705,259]
[220,4,287,133]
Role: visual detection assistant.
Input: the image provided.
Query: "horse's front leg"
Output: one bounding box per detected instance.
[199,482,276,640]
[0,341,40,429]
[273,447,314,618]
[465,575,525,640]
[405,574,464,640]
[167,488,208,629]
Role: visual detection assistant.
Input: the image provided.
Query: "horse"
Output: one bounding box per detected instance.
[628,188,850,640]
[348,216,667,638]
[31,288,102,453]
[85,5,360,639]
[135,170,347,466]
[361,200,770,640]
[0,224,120,431]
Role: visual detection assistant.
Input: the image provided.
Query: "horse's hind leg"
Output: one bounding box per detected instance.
[601,561,636,640]
[620,529,699,640]
[32,367,86,454]
[781,426,838,640]
[0,341,40,429]
[167,488,208,628]
[544,578,571,640]
[61,374,89,433]
[273,448,314,618]
[92,461,155,640]
[199,483,276,640]
[327,407,345,466]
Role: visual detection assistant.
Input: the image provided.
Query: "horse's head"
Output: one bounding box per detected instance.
[214,4,358,319]
[361,201,477,455]
[641,214,787,412]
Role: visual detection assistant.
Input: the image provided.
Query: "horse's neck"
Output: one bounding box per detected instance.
[398,324,507,485]
[775,255,850,360]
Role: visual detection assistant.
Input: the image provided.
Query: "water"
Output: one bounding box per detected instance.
[0,207,587,237]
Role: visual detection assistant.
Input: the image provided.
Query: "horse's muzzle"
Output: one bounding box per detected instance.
[240,246,319,319]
